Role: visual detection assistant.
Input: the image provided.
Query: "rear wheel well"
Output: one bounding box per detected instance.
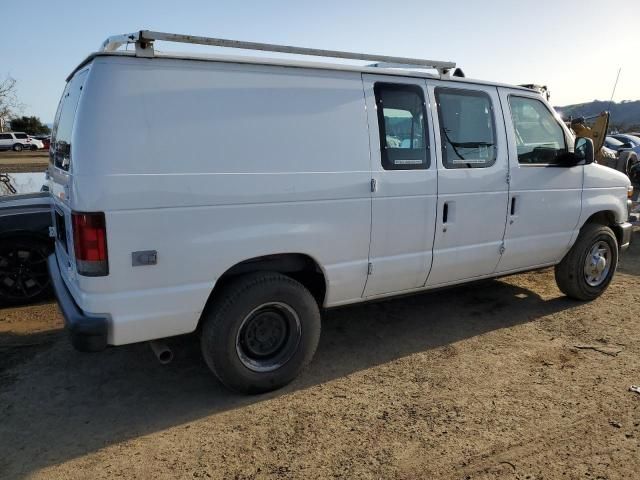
[583,211,622,245]
[205,253,326,318]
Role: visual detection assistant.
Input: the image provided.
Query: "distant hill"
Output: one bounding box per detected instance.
[555,100,640,132]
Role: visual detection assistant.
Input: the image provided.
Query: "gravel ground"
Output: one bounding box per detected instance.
[1,231,639,480]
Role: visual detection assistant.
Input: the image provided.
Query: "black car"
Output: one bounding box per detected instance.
[0,191,53,305]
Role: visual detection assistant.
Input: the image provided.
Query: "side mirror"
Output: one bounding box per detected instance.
[574,137,594,165]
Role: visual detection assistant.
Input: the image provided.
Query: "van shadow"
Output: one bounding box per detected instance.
[0,276,576,478]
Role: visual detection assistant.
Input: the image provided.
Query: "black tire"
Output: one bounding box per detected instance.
[626,154,638,178]
[13,143,23,152]
[0,237,52,306]
[30,145,38,151]
[200,272,321,394]
[555,223,618,301]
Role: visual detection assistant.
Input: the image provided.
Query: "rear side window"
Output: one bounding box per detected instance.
[14,133,28,139]
[51,70,87,171]
[435,87,497,169]
[374,83,429,170]
[508,96,567,165]
[0,134,12,140]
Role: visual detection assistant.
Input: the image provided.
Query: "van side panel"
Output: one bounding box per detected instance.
[69,57,372,344]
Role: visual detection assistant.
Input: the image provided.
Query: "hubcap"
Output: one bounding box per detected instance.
[236,302,301,372]
[583,240,612,287]
[0,244,50,301]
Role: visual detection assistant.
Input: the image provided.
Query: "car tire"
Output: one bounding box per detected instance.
[30,145,38,151]
[554,223,618,301]
[200,272,321,394]
[0,236,52,306]
[626,154,638,178]
[13,143,23,152]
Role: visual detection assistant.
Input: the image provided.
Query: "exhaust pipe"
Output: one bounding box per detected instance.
[149,340,173,365]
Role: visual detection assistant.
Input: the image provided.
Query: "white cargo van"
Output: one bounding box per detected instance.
[48,31,633,394]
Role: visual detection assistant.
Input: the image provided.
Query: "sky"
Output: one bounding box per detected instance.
[1,0,638,123]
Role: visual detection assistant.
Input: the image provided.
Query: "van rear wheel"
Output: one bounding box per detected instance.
[13,143,23,152]
[554,223,618,301]
[200,272,321,394]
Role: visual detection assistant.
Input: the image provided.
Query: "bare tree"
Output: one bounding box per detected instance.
[0,75,22,132]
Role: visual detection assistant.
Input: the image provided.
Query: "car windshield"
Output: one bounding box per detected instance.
[605,137,624,148]
[619,135,640,146]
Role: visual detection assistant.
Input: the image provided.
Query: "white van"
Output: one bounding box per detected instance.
[48,31,633,394]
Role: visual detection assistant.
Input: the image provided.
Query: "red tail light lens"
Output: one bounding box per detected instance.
[72,212,109,276]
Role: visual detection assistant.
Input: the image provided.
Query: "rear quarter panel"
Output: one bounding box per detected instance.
[69,57,372,344]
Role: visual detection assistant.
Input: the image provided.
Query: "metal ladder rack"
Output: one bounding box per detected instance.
[100,30,457,75]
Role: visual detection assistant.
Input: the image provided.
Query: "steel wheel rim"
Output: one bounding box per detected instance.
[235,302,301,373]
[0,244,50,301]
[583,240,612,287]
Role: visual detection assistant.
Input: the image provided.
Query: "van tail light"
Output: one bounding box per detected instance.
[72,212,109,276]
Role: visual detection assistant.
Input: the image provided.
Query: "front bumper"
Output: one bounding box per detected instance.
[619,222,633,252]
[47,254,108,352]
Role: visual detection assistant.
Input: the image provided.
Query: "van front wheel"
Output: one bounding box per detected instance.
[554,223,618,301]
[200,272,321,394]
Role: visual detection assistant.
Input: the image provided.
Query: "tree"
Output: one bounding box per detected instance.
[0,75,21,132]
[10,116,50,135]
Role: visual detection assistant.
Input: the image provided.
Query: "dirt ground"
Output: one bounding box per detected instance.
[1,233,639,480]
[0,151,49,173]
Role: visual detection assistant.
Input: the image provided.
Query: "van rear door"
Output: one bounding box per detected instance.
[49,69,88,278]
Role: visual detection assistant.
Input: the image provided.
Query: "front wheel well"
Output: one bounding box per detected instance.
[582,211,623,245]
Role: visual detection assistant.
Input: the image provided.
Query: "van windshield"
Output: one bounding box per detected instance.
[51,70,87,171]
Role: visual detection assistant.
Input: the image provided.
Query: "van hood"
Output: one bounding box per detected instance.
[584,163,631,189]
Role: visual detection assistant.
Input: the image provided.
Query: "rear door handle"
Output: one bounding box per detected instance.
[443,202,449,224]
[510,196,516,216]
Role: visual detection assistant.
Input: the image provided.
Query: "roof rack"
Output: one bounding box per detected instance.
[99,30,457,75]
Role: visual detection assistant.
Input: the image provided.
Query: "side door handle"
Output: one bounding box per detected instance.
[509,196,519,224]
[442,202,449,232]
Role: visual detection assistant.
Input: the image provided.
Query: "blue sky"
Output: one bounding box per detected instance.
[1,0,638,122]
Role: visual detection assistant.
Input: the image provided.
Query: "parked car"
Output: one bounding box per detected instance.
[48,30,633,394]
[603,136,639,176]
[610,133,640,156]
[34,135,51,150]
[0,191,53,305]
[0,132,44,151]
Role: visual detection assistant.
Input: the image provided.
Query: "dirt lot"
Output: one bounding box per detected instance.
[0,150,49,173]
[1,233,640,480]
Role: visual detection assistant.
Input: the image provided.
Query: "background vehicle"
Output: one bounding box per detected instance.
[610,133,640,156]
[0,192,53,305]
[33,135,51,150]
[48,30,633,394]
[0,132,43,151]
[566,113,639,178]
[603,136,639,176]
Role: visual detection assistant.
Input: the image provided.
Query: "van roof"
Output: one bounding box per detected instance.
[68,30,536,94]
[72,50,536,95]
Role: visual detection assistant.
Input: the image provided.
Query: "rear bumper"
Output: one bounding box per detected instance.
[619,222,633,252]
[47,254,108,352]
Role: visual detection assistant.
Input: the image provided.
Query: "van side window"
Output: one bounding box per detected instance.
[14,133,28,139]
[0,134,12,140]
[374,83,429,170]
[508,96,567,165]
[435,88,497,169]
